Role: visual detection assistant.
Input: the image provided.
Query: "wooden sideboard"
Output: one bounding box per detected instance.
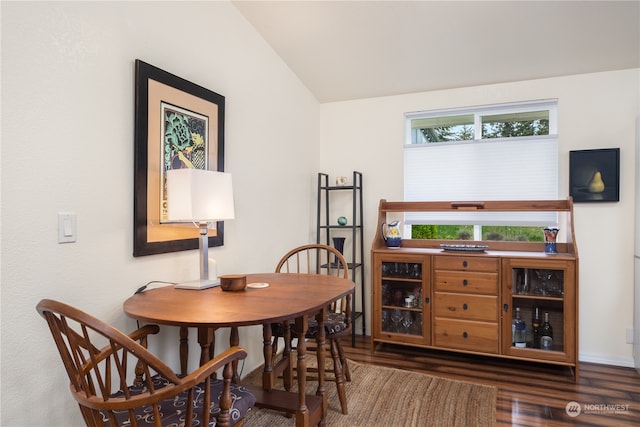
[371,199,579,379]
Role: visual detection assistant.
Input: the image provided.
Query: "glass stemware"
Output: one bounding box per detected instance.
[381,309,390,332]
[412,263,421,278]
[390,309,403,333]
[546,270,564,297]
[533,269,552,296]
[515,269,529,295]
[401,311,413,333]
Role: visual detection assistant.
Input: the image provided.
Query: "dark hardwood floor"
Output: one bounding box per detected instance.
[342,336,640,426]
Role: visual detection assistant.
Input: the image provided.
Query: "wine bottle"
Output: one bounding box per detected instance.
[514,307,526,348]
[532,307,541,348]
[540,311,554,350]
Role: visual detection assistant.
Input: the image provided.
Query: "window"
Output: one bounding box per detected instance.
[404,100,558,241]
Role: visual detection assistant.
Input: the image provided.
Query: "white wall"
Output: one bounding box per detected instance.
[1,2,319,426]
[2,1,638,425]
[319,68,640,367]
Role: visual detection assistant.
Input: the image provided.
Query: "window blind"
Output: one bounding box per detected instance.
[403,136,558,225]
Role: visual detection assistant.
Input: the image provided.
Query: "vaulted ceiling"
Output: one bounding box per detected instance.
[233,1,640,103]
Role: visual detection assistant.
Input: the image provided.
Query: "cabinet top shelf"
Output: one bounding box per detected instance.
[319,185,361,191]
[379,199,573,213]
[372,198,578,257]
[318,171,363,189]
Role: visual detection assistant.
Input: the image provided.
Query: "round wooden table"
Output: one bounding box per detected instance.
[124,272,354,427]
[124,273,353,326]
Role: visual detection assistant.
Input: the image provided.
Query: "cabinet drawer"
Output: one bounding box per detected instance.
[434,271,498,294]
[433,318,499,354]
[434,256,498,272]
[433,292,498,321]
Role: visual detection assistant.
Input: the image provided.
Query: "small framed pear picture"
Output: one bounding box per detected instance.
[569,148,620,203]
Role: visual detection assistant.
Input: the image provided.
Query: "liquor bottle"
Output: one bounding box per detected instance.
[540,311,554,350]
[512,312,516,345]
[532,307,541,348]
[514,307,526,348]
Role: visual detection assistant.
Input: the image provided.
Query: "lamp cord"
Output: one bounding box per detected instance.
[134,280,176,295]
[134,281,176,329]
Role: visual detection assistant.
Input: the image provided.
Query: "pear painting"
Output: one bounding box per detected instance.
[588,170,605,193]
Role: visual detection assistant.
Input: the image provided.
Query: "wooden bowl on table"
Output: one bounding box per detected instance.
[220,274,247,292]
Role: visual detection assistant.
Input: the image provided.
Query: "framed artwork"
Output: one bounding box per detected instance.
[569,148,620,203]
[134,59,226,256]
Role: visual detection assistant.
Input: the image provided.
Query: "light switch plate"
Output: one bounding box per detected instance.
[58,212,77,243]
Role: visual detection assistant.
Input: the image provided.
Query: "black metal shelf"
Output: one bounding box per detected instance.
[317,171,365,346]
[319,185,362,191]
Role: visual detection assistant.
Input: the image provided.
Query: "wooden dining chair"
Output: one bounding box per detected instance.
[36,299,256,427]
[272,243,352,414]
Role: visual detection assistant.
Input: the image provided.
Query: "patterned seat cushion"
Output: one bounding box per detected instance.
[102,374,256,426]
[272,312,348,338]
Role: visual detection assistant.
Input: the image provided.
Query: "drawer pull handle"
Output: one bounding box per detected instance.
[462,303,468,310]
[462,260,468,268]
[463,279,468,286]
[462,331,468,338]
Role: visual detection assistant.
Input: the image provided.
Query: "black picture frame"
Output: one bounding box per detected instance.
[134,60,226,256]
[569,148,620,203]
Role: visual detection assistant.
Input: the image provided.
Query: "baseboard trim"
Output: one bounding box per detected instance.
[579,352,635,368]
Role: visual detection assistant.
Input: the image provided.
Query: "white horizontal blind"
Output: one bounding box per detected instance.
[404,136,558,225]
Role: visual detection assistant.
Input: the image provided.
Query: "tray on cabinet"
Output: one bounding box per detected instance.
[440,244,489,253]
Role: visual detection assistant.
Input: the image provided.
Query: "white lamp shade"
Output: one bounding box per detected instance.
[166,169,235,222]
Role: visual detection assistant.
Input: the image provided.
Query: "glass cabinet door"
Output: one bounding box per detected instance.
[502,258,576,364]
[375,254,430,345]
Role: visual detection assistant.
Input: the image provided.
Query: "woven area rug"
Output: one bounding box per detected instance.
[242,360,496,426]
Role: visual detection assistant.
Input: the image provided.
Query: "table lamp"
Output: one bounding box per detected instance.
[166,168,235,290]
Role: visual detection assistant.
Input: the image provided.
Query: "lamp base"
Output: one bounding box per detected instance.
[174,278,221,290]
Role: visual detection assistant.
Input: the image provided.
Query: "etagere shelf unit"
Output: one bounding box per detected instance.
[317,171,365,345]
[371,198,579,379]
